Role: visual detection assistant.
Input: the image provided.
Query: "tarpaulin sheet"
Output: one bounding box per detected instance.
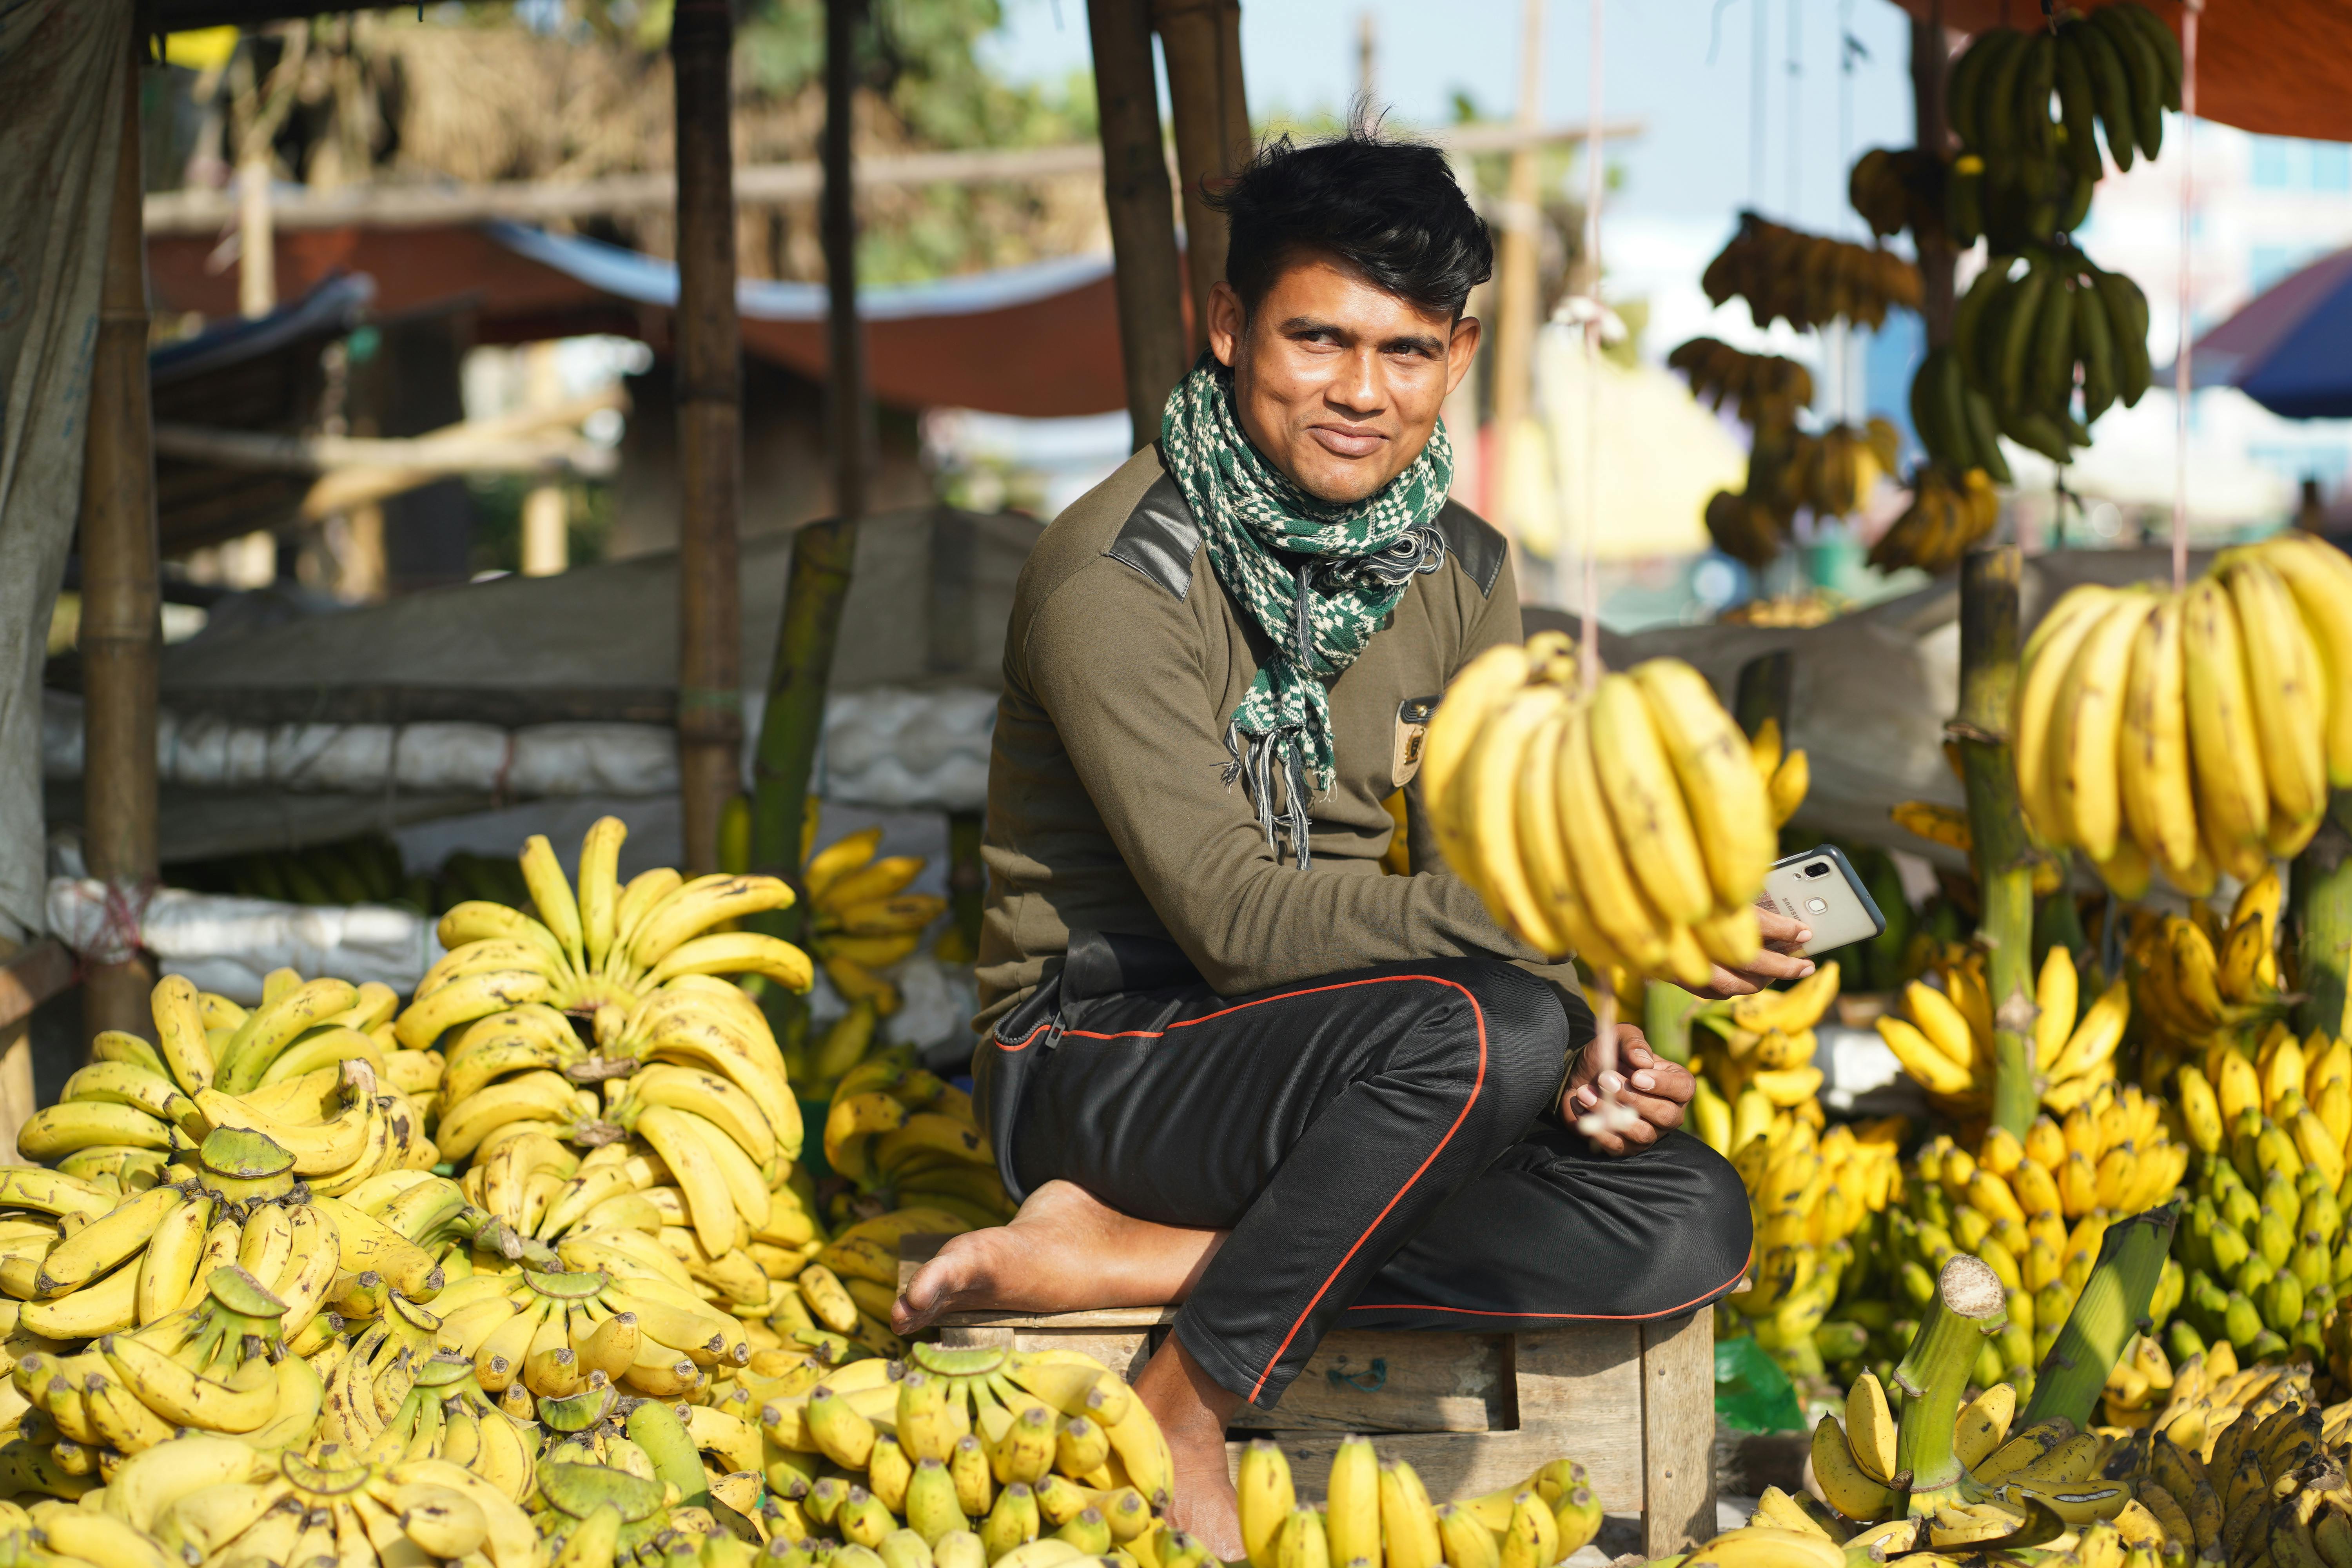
[0,0,129,944]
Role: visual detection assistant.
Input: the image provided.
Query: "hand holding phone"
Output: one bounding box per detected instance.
[1761,846,1887,958]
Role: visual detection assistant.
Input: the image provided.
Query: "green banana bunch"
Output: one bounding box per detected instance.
[1951,245,2150,466]
[1949,9,2180,182]
[1702,212,1926,333]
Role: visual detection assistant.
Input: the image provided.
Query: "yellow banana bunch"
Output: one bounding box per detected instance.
[396,816,809,1051]
[2015,535,2352,900]
[1421,634,1779,989]
[1691,963,1843,1120]
[1240,1436,1599,1568]
[822,1057,1013,1233]
[1874,945,2143,1120]
[801,826,951,1022]
[78,1437,538,1568]
[2128,876,2297,1072]
[1870,465,2000,578]
[753,1343,1181,1564]
[423,1253,750,1406]
[2117,1357,2352,1568]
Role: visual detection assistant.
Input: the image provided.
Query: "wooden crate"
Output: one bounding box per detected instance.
[898,1246,1715,1557]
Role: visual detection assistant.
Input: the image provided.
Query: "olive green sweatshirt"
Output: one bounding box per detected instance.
[974,444,1586,1030]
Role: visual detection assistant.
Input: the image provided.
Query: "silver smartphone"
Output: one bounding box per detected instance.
[1762,846,1888,957]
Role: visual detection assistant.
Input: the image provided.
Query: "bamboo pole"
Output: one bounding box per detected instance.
[743,0,871,940]
[748,519,859,942]
[824,0,874,520]
[1909,6,1956,346]
[1489,0,1547,446]
[80,44,162,1044]
[671,0,745,877]
[1954,547,2037,1138]
[1153,0,1250,352]
[2292,805,2352,1041]
[1088,0,1189,450]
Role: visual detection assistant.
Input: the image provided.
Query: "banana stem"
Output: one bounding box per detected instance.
[1644,982,1700,1065]
[2290,804,2352,1041]
[2019,1202,2179,1431]
[1894,1254,2006,1514]
[1954,547,2037,1139]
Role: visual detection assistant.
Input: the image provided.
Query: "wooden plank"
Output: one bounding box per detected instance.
[1641,1311,1717,1557]
[1230,1331,1505,1435]
[1508,1323,1646,1514]
[0,942,72,1034]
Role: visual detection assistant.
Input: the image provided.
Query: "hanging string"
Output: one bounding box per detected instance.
[1751,0,1769,207]
[1581,0,1604,697]
[2172,0,2202,593]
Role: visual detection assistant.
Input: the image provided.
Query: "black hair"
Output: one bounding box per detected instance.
[1206,115,1494,321]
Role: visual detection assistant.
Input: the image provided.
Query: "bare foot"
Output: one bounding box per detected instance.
[891,1180,1227,1336]
[1135,1336,1243,1560]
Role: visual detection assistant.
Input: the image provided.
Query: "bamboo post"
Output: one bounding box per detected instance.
[1954,547,2037,1138]
[1909,6,1956,346]
[80,44,162,1045]
[1088,0,1189,450]
[672,0,745,877]
[823,0,874,518]
[1489,0,1546,444]
[748,519,859,941]
[2291,805,2352,1041]
[1893,1255,2007,1516]
[1152,0,1250,352]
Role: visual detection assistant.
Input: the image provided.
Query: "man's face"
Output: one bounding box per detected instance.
[1208,250,1482,507]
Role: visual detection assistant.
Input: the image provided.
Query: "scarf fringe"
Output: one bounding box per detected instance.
[1223,723,1317,869]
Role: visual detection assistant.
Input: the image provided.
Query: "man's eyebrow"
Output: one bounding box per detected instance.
[1276,317,1446,355]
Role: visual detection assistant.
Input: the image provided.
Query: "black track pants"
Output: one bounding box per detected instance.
[1003,956,1755,1408]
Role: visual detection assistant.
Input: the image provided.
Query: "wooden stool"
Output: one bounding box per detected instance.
[897,1241,1716,1557]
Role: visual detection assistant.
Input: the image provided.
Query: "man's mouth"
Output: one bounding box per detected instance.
[1308,423,1384,459]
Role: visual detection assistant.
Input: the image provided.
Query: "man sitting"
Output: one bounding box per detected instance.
[896,125,1810,1553]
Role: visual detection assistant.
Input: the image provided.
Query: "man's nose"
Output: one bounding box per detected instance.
[1329,349,1384,416]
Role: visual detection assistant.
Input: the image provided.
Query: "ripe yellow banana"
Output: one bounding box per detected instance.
[1633,658,1776,907]
[2050,590,2157,860]
[2181,576,2271,878]
[2118,593,2200,879]
[2016,586,2118,844]
[2225,556,2328,852]
[577,815,626,975]
[1589,673,1714,926]
[2257,531,2352,786]
[1556,701,1675,977]
[1454,684,1569,953]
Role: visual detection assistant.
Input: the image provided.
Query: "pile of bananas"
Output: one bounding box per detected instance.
[1667,339,1814,432]
[1702,214,1924,333]
[798,829,949,1023]
[754,1344,1184,1568]
[0,1433,539,1568]
[1949,245,2152,468]
[2172,1043,2352,1367]
[1804,1371,2145,1546]
[820,1058,1014,1234]
[1421,633,1778,988]
[2017,535,2352,897]
[1715,595,1846,630]
[1869,465,2002,579]
[1874,1097,2188,1380]
[1689,965,1849,1149]
[2128,878,2300,1072]
[1875,944,2140,1118]
[1237,1436,1601,1568]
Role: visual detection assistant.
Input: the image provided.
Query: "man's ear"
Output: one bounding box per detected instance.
[1207,280,1245,369]
[1445,315,1483,399]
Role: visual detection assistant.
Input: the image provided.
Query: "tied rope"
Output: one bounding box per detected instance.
[1161,355,1453,866]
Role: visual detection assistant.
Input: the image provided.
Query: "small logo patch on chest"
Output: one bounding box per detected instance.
[1393,695,1438,787]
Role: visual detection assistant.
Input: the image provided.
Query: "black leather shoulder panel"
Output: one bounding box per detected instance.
[1103,474,1201,601]
[1436,500,1507,597]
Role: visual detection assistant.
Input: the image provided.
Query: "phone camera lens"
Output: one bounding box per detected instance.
[1803,862,1831,878]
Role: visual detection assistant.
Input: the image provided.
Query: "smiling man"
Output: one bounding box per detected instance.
[896,128,1806,1550]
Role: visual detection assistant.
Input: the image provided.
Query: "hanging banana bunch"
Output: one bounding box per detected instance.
[1668,339,1815,432]
[1949,244,2151,467]
[1419,632,1778,989]
[1849,146,1949,245]
[2013,533,2352,898]
[1871,466,2002,577]
[1702,214,1926,334]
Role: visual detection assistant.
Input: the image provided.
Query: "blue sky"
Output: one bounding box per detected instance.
[982,0,1922,238]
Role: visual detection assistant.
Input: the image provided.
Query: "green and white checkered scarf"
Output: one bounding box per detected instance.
[1160,355,1453,866]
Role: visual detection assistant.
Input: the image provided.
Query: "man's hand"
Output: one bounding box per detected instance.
[1677,906,1818,1000]
[1563,1024,1694,1156]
